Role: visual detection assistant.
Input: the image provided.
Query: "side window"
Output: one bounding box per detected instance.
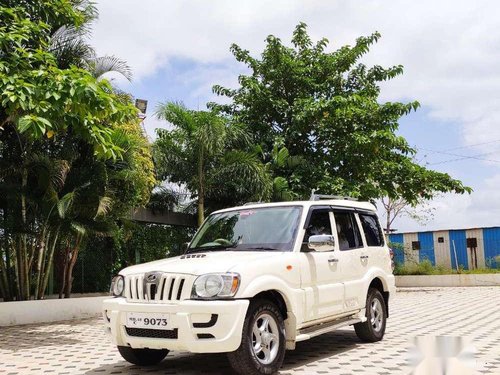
[359,214,384,247]
[302,210,332,250]
[334,211,363,250]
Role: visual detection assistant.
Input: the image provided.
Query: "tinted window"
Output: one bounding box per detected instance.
[334,211,363,250]
[302,210,332,250]
[359,214,384,247]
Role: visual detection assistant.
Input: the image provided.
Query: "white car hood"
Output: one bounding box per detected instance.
[119,251,285,276]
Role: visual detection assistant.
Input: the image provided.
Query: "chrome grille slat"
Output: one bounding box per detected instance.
[163,275,173,300]
[155,276,165,302]
[138,275,144,300]
[125,273,189,303]
[171,277,181,301]
[132,277,138,300]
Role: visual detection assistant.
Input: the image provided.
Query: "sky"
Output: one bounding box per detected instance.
[91,0,500,233]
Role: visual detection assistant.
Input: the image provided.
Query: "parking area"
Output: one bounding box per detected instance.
[1,287,499,375]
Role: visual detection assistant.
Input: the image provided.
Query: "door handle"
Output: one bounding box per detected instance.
[360,255,369,259]
[328,257,339,263]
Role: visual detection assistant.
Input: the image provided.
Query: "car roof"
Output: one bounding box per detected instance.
[212,199,377,215]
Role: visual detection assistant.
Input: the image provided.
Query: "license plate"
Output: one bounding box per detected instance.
[126,312,170,330]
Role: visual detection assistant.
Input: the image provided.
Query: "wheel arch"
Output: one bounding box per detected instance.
[368,277,390,318]
[248,288,298,349]
[252,290,289,320]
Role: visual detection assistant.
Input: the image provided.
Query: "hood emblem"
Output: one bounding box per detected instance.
[143,271,162,300]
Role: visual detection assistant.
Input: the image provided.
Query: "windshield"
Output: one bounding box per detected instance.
[188,206,302,252]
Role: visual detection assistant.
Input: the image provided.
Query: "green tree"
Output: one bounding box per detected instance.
[211,23,471,203]
[0,3,136,158]
[48,5,132,81]
[0,1,144,300]
[154,102,271,226]
[52,122,155,298]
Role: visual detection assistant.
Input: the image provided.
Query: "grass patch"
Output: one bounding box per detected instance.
[394,260,500,275]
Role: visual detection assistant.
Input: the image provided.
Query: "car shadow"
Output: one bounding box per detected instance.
[85,329,360,374]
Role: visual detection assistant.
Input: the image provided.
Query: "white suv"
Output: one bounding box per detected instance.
[103,196,395,375]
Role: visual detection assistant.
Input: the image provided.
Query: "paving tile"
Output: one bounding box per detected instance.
[0,287,499,374]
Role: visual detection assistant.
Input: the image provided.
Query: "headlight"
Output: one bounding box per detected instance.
[192,273,240,299]
[110,275,125,297]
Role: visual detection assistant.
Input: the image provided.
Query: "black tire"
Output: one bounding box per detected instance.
[354,288,387,342]
[228,299,286,375]
[117,346,169,366]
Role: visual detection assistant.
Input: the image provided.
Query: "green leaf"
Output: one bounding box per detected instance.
[17,116,33,133]
[57,192,75,218]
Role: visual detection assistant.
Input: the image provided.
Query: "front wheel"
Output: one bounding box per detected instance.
[354,288,387,342]
[117,346,169,366]
[228,299,286,375]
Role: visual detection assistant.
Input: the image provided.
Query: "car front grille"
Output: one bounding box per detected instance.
[125,273,190,303]
[125,327,178,339]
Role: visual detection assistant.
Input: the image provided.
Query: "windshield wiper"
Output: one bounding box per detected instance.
[243,246,280,251]
[186,244,237,254]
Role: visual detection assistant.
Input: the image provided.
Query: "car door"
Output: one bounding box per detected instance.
[299,207,345,321]
[332,209,367,312]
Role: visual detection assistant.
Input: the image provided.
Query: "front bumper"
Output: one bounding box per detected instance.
[103,298,249,353]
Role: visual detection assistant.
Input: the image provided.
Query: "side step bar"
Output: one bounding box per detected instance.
[295,316,362,342]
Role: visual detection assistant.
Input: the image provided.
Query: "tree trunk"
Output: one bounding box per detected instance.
[197,195,204,227]
[0,232,12,301]
[197,149,204,227]
[386,209,391,234]
[384,198,393,234]
[14,237,23,300]
[20,167,29,300]
[3,241,13,301]
[40,228,59,299]
[0,250,9,301]
[34,230,49,300]
[59,247,69,299]
[63,248,79,298]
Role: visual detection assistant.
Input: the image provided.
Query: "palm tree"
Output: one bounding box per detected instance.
[48,4,132,81]
[53,125,151,298]
[154,102,271,226]
[264,141,304,201]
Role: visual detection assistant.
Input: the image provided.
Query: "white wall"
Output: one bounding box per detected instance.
[433,230,451,268]
[396,274,500,287]
[465,228,486,269]
[403,232,419,264]
[0,296,107,326]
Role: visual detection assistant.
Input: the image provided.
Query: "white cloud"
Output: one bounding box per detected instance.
[385,173,500,232]
[93,1,500,146]
[92,0,500,230]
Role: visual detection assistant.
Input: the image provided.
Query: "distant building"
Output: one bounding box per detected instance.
[388,226,500,270]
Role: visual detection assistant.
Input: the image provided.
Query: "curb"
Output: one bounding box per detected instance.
[395,274,500,287]
[0,296,107,326]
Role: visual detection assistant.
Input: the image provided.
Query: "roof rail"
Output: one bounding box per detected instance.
[309,193,358,201]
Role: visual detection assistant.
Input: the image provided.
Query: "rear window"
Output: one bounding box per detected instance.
[359,214,384,247]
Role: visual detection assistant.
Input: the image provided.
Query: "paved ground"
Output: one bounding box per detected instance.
[1,287,499,375]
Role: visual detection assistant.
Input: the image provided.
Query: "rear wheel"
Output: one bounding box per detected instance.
[354,288,387,342]
[117,346,169,366]
[228,299,286,375]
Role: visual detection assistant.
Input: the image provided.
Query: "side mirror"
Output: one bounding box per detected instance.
[308,235,335,252]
